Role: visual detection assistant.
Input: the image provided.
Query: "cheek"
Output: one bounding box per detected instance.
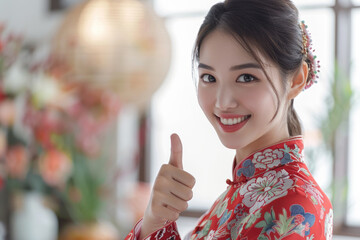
[243,87,277,116]
[197,87,213,114]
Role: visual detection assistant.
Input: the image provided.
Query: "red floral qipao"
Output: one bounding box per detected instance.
[125,136,333,240]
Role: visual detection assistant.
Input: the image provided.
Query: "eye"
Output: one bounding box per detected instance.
[201,74,216,83]
[237,74,256,83]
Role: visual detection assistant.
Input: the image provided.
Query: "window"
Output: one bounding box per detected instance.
[347,8,360,227]
[294,7,334,197]
[150,15,234,210]
[293,0,334,6]
[153,0,219,16]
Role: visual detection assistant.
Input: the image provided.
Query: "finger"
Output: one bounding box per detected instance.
[156,204,180,222]
[169,181,193,201]
[162,193,189,213]
[168,133,183,170]
[159,165,196,189]
[172,170,196,189]
[150,199,179,222]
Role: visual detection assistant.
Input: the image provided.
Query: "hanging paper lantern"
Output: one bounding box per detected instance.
[52,0,171,109]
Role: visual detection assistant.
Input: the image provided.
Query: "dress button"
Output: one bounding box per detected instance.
[226,179,235,185]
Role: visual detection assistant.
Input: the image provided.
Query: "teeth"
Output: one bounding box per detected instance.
[220,115,249,125]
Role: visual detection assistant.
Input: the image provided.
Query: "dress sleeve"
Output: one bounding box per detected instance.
[124,219,182,240]
[236,190,332,240]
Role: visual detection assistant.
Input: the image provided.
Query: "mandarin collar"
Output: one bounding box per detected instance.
[227,136,304,186]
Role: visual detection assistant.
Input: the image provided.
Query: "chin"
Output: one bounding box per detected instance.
[216,133,246,150]
[221,141,244,150]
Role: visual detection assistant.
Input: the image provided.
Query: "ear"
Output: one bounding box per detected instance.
[287,61,308,100]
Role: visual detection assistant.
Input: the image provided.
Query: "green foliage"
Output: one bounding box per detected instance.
[231,188,240,204]
[0,57,4,77]
[273,209,296,235]
[320,62,354,158]
[255,207,276,234]
[59,134,108,223]
[245,210,262,229]
[318,62,355,219]
[258,234,270,240]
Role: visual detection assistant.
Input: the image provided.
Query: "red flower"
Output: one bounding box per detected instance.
[0,87,7,103]
[76,134,100,157]
[38,149,72,187]
[0,100,16,127]
[0,40,3,53]
[25,108,66,148]
[294,214,305,225]
[5,145,29,179]
[0,160,4,189]
[0,129,6,159]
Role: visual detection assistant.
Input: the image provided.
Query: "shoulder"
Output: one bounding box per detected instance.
[240,159,331,210]
[237,176,333,240]
[236,163,332,239]
[238,193,333,239]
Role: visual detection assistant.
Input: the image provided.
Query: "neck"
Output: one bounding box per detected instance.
[235,127,290,165]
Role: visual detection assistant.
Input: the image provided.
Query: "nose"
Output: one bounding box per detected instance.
[215,83,238,111]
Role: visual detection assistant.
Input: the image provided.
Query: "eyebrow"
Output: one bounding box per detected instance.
[198,63,262,71]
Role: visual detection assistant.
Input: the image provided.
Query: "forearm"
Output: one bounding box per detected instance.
[139,218,167,240]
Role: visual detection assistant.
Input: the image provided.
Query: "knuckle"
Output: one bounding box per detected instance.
[159,164,169,174]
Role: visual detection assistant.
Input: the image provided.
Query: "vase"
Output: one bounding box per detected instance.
[59,221,118,240]
[11,192,58,240]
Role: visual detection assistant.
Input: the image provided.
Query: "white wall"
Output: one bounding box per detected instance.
[0,0,62,46]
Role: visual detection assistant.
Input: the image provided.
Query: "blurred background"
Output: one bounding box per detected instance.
[0,0,359,239]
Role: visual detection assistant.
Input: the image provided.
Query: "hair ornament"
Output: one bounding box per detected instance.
[300,20,320,90]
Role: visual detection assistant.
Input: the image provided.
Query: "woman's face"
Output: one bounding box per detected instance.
[197,29,290,157]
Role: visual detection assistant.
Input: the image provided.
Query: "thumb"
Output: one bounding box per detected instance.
[169,133,183,170]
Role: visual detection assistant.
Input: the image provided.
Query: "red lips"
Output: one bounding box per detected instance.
[216,114,251,133]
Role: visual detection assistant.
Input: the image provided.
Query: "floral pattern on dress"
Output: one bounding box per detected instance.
[209,198,229,218]
[236,159,255,178]
[300,181,324,206]
[324,209,333,240]
[255,204,315,239]
[213,223,229,239]
[218,209,232,226]
[196,220,212,239]
[124,137,333,240]
[253,149,284,169]
[205,230,215,240]
[290,204,315,236]
[240,169,294,213]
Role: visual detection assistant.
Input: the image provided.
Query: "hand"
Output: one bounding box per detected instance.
[140,134,196,240]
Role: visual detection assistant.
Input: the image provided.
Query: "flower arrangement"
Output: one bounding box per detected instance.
[0,23,121,223]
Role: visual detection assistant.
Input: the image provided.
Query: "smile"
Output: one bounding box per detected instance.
[220,115,250,125]
[216,114,251,133]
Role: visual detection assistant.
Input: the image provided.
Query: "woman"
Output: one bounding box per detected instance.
[125,0,333,239]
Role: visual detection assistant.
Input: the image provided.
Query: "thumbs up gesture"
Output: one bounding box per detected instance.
[140,134,196,239]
